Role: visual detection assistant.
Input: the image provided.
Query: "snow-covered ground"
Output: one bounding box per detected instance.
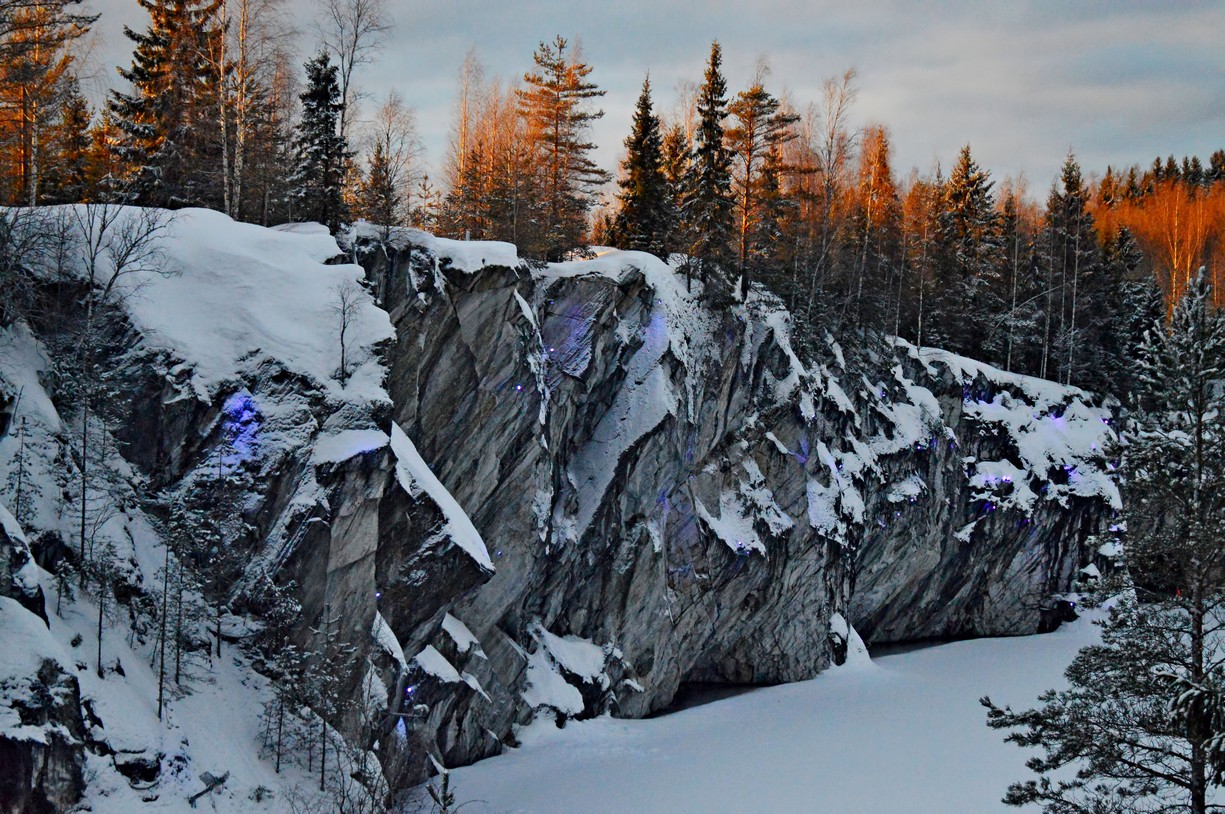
[446,615,1102,813]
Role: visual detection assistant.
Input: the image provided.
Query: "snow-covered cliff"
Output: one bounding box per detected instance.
[0,211,1117,809]
[359,230,1118,777]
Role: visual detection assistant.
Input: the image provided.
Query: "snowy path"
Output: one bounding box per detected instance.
[447,618,1100,813]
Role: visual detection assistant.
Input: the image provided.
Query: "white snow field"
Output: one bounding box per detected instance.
[447,615,1103,814]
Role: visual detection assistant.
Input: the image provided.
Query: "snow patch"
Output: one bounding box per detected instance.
[311,429,389,464]
[390,423,493,571]
[413,645,461,684]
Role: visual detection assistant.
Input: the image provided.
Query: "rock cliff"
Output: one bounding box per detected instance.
[0,211,1119,806]
[355,232,1118,777]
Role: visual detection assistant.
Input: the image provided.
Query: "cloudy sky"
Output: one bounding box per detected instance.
[94,0,1225,194]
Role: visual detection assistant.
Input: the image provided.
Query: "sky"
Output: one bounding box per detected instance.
[92,0,1225,197]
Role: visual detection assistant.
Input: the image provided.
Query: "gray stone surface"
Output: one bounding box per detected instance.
[354,239,1117,781]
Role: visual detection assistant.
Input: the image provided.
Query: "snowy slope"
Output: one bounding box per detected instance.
[445,614,1104,814]
[0,210,407,812]
[116,207,394,403]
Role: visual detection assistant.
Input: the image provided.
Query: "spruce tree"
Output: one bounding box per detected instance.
[108,0,222,205]
[355,139,400,233]
[44,78,93,203]
[1040,154,1103,387]
[931,145,1002,355]
[291,52,352,233]
[684,40,734,291]
[984,271,1225,814]
[611,75,672,260]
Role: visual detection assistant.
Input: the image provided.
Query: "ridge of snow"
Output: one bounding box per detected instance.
[413,645,461,684]
[372,612,407,671]
[312,428,390,464]
[442,613,486,659]
[389,422,494,571]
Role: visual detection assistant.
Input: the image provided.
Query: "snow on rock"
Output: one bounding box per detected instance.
[0,597,68,710]
[373,611,407,671]
[695,492,766,555]
[885,474,926,504]
[561,320,675,540]
[312,428,389,464]
[521,648,585,716]
[60,207,397,405]
[829,612,873,670]
[901,341,1121,513]
[414,645,462,684]
[442,613,486,659]
[352,222,522,274]
[390,422,493,571]
[763,311,818,420]
[531,624,609,686]
[0,500,26,545]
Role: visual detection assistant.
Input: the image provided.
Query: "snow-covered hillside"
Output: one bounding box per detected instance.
[0,207,454,812]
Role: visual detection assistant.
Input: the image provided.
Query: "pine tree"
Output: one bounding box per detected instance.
[0,0,93,204]
[517,36,610,261]
[726,69,798,295]
[684,40,734,291]
[108,0,223,205]
[611,75,672,260]
[984,271,1225,814]
[291,51,352,232]
[842,124,900,333]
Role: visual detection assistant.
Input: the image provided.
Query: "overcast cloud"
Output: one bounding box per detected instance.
[93,0,1225,194]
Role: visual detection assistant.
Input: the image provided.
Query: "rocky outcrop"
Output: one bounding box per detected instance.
[355,234,1119,779]
[0,208,1121,802]
[1,506,45,626]
[0,597,85,814]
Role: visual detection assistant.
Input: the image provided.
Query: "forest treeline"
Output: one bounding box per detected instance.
[2,0,1224,393]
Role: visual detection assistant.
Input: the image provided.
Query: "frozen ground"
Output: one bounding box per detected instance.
[445,614,1102,814]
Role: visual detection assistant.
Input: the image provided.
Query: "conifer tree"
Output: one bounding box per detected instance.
[518,36,609,260]
[984,271,1225,814]
[843,124,900,332]
[108,0,223,205]
[930,145,1002,354]
[43,78,93,202]
[727,69,797,287]
[0,0,93,204]
[684,40,734,290]
[1040,154,1102,386]
[611,75,672,260]
[291,51,352,232]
